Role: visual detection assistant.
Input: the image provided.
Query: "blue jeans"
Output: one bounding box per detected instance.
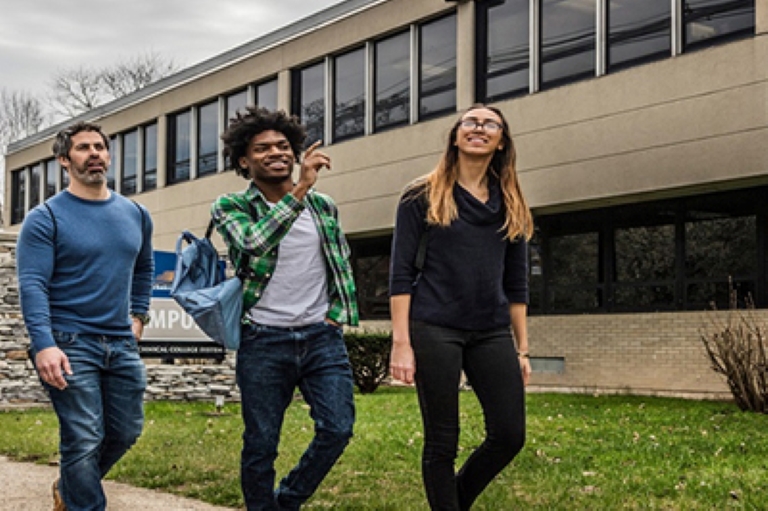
[410,321,526,511]
[37,332,146,511]
[237,321,355,511]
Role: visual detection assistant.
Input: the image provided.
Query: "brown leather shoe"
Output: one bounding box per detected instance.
[52,479,66,511]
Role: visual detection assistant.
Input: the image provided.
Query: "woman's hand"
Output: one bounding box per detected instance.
[390,339,416,385]
[519,356,531,386]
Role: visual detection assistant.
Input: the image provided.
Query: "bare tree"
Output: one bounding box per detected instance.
[102,52,179,98]
[48,51,180,117]
[0,87,48,150]
[1,87,50,226]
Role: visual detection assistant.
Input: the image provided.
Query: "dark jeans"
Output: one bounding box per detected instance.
[410,321,526,511]
[237,321,355,511]
[35,332,146,511]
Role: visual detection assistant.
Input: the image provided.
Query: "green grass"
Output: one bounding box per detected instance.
[1,389,767,510]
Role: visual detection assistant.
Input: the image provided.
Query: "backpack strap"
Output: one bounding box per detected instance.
[206,217,254,281]
[42,202,57,248]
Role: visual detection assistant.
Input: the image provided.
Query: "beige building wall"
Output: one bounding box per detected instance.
[4,0,767,399]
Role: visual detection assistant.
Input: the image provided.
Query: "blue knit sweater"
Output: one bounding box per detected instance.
[17,191,154,352]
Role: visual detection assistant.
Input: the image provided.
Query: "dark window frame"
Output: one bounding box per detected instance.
[291,61,326,149]
[531,187,768,315]
[120,129,139,196]
[143,122,158,192]
[167,110,192,185]
[418,12,457,121]
[197,100,219,177]
[332,46,366,143]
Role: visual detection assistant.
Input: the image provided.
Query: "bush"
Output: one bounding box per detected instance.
[344,330,392,394]
[701,290,768,413]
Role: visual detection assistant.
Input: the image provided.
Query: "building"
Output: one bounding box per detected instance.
[4,0,765,397]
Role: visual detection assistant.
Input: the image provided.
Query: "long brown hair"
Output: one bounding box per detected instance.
[407,104,533,240]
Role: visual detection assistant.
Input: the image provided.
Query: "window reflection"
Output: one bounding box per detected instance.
[107,136,117,190]
[614,224,675,310]
[541,0,596,87]
[334,48,366,142]
[534,188,763,314]
[485,0,529,101]
[44,159,57,199]
[11,169,26,225]
[168,111,191,184]
[375,31,410,131]
[684,0,755,48]
[121,130,138,195]
[609,0,670,70]
[143,123,157,191]
[256,79,278,111]
[198,101,219,176]
[295,63,326,148]
[548,232,601,311]
[226,89,247,123]
[420,14,456,119]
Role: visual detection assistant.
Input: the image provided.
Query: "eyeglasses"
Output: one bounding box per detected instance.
[459,119,502,134]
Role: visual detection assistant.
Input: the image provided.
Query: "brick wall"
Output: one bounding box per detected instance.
[527,311,746,399]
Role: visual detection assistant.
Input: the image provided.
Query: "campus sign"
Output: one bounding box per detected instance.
[139,250,226,359]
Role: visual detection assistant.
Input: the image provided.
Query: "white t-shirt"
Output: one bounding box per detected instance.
[247,206,329,327]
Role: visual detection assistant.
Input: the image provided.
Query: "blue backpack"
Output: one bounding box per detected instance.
[170,222,249,350]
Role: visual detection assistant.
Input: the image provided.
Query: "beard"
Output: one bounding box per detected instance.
[69,161,108,187]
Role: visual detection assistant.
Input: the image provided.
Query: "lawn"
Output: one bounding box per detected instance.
[0,388,766,510]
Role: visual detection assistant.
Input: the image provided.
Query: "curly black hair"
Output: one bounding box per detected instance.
[221,106,307,179]
[52,121,110,159]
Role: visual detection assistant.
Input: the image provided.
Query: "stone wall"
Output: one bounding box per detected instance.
[0,232,239,405]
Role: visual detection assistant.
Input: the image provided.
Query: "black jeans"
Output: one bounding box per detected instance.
[410,321,526,511]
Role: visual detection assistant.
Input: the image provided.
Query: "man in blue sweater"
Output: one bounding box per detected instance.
[17,121,154,511]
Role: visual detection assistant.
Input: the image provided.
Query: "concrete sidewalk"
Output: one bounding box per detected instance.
[0,456,238,511]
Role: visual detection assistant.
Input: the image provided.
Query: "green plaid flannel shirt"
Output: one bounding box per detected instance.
[211,182,359,326]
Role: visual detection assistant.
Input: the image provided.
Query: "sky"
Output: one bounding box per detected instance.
[0,0,343,96]
[0,0,344,200]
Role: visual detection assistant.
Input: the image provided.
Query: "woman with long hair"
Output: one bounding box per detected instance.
[389,104,533,510]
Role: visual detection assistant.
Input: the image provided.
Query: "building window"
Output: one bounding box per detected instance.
[197,101,219,176]
[60,166,69,190]
[608,0,670,71]
[541,0,596,88]
[293,62,326,148]
[419,14,456,120]
[29,163,41,210]
[107,136,117,190]
[256,79,278,111]
[44,159,57,199]
[168,110,191,184]
[684,213,757,309]
[375,30,410,132]
[349,236,393,320]
[481,0,529,103]
[10,169,26,225]
[121,130,138,196]
[143,123,158,192]
[533,187,765,314]
[614,224,676,311]
[547,231,601,312]
[333,47,366,142]
[226,89,247,122]
[684,0,755,49]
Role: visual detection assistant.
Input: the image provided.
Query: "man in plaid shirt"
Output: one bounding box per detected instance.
[211,107,358,510]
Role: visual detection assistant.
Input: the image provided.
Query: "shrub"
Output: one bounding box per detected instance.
[701,290,768,413]
[344,330,392,394]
